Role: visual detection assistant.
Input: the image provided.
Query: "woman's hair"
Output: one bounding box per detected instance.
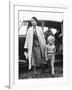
[32,17,38,23]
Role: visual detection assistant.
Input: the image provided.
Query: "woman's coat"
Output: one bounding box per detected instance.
[24,26,46,69]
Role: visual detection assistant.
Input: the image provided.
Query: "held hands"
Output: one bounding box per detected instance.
[46,57,48,61]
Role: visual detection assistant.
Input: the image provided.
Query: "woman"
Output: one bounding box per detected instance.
[24,17,46,75]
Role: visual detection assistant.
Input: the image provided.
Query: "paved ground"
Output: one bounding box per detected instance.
[19,64,63,79]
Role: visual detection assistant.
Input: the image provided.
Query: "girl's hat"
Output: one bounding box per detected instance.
[47,35,55,41]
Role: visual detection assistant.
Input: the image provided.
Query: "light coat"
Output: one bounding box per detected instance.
[24,26,46,69]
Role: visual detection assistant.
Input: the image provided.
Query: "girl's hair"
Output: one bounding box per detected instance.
[32,17,38,23]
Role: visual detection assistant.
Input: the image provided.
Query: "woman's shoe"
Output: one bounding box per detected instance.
[51,74,55,78]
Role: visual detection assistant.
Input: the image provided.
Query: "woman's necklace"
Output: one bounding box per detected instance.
[33,27,36,32]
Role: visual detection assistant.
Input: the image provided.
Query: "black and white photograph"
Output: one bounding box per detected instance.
[18,8,63,79]
[8,0,72,89]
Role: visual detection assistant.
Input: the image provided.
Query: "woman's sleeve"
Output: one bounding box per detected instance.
[24,29,29,49]
[24,29,30,58]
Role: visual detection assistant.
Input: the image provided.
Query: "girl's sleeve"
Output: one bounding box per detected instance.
[54,45,56,52]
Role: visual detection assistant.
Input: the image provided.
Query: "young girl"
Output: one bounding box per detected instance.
[45,35,56,77]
